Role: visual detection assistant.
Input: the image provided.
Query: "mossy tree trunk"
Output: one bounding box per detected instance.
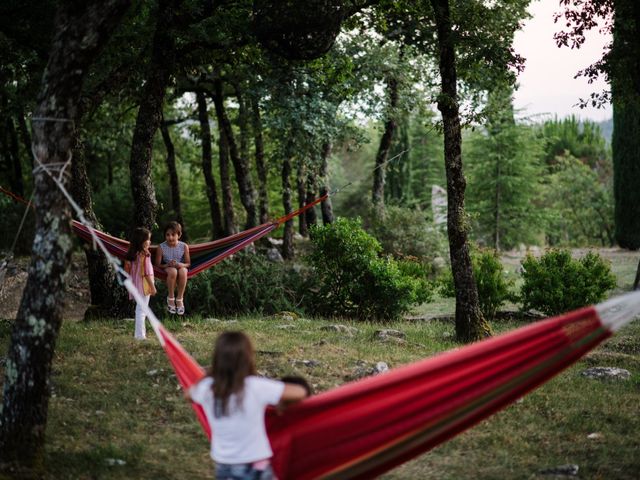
[431,0,490,343]
[0,0,130,471]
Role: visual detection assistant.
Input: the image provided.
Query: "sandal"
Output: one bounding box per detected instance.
[176,298,185,316]
[167,297,176,314]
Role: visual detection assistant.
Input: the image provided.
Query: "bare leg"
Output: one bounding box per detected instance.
[176,267,188,314]
[166,267,178,308]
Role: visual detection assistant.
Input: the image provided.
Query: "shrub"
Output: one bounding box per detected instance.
[306,218,430,321]
[519,249,616,316]
[437,249,514,319]
[179,251,303,316]
[364,205,448,273]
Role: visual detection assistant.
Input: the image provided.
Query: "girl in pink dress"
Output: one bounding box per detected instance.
[124,227,157,339]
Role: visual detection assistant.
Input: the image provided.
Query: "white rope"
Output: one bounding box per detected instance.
[595,290,640,332]
[30,144,165,343]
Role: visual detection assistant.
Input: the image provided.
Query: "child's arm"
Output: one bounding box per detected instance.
[179,243,191,269]
[154,246,164,268]
[278,383,309,410]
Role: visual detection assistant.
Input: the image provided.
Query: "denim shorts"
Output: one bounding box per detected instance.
[215,462,274,480]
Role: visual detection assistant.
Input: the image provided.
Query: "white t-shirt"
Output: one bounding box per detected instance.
[190,375,285,464]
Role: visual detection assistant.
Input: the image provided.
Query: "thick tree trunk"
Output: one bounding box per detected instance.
[0,0,130,471]
[129,0,177,229]
[196,91,224,239]
[319,141,334,224]
[159,117,187,238]
[213,78,257,229]
[282,143,294,259]
[372,76,398,207]
[252,99,269,224]
[212,90,237,236]
[71,144,133,320]
[431,0,490,343]
[296,160,308,237]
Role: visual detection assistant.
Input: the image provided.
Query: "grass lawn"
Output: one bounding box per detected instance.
[0,248,638,479]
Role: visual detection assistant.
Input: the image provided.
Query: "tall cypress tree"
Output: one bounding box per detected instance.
[612,0,640,249]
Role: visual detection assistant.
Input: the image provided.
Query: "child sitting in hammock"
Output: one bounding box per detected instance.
[155,221,190,315]
[187,331,308,480]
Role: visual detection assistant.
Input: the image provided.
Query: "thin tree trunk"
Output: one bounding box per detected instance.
[212,90,237,236]
[296,159,308,237]
[493,157,501,251]
[129,0,177,229]
[431,0,490,343]
[196,91,224,239]
[305,169,318,228]
[319,141,334,224]
[252,98,269,224]
[282,142,294,259]
[214,78,257,229]
[0,0,130,471]
[17,110,33,171]
[159,116,187,238]
[7,117,24,197]
[372,76,399,207]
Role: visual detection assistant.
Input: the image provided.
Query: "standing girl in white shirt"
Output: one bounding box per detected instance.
[187,331,307,480]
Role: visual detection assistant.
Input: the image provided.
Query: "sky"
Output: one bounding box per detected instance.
[512,0,613,122]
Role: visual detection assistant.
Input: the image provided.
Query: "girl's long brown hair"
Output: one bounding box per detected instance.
[125,227,151,261]
[211,331,256,417]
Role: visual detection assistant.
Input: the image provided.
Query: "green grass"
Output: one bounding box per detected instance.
[0,248,638,479]
[0,315,638,479]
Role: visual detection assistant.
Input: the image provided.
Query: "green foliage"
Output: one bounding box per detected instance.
[438,249,514,319]
[180,252,303,316]
[306,218,429,321]
[541,116,610,168]
[364,204,448,269]
[543,156,614,247]
[519,250,617,316]
[466,87,546,250]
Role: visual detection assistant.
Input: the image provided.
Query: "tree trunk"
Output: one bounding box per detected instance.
[296,160,308,237]
[372,76,399,207]
[7,117,25,197]
[493,156,501,251]
[305,170,318,228]
[633,258,640,290]
[252,98,269,224]
[212,90,237,236]
[129,0,177,229]
[0,0,130,471]
[612,0,640,250]
[431,0,490,343]
[159,118,187,239]
[319,141,334,224]
[213,77,257,229]
[17,109,33,171]
[282,143,294,259]
[71,143,133,320]
[196,91,224,239]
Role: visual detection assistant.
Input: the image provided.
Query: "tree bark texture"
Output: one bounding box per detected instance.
[296,160,308,237]
[129,0,179,229]
[319,141,334,224]
[282,143,294,260]
[305,170,318,228]
[196,91,224,239]
[431,0,490,343]
[371,76,398,206]
[0,0,130,470]
[159,118,187,239]
[213,78,257,230]
[71,144,132,319]
[212,90,237,237]
[252,99,269,224]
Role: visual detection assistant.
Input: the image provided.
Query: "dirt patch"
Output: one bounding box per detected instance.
[0,253,91,321]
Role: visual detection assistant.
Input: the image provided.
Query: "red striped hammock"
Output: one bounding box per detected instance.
[72,195,327,280]
[148,292,640,480]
